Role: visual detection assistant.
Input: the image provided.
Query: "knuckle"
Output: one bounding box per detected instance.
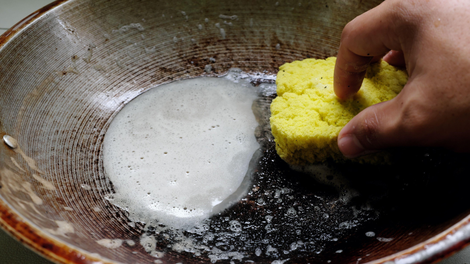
[341,21,355,40]
[387,0,421,29]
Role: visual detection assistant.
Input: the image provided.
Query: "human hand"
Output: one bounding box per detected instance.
[334,0,470,158]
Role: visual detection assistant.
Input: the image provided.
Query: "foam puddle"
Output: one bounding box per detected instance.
[103,70,263,230]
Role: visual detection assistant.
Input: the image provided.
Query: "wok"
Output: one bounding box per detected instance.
[1,0,470,263]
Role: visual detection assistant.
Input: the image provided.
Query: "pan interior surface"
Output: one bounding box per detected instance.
[0,0,470,263]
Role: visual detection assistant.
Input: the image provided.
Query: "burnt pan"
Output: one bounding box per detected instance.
[1,0,470,263]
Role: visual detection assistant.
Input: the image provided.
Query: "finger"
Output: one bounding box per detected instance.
[334,1,403,100]
[383,50,406,68]
[337,96,406,158]
[334,46,373,100]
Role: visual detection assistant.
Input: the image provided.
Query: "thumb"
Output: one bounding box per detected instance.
[337,98,404,158]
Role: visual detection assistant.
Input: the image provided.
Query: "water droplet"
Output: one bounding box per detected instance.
[229,220,242,232]
[3,135,18,149]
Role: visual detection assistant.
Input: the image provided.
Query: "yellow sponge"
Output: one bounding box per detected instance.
[270,57,408,164]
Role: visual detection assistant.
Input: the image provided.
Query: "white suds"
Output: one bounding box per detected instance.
[97,239,123,249]
[377,237,394,243]
[103,75,259,230]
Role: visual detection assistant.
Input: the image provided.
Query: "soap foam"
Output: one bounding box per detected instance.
[103,75,259,230]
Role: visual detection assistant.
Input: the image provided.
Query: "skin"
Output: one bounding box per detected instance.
[334,0,470,158]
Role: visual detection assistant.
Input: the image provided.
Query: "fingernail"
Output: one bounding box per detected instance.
[338,134,365,158]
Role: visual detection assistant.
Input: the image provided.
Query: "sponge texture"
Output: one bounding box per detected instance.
[270,57,408,164]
